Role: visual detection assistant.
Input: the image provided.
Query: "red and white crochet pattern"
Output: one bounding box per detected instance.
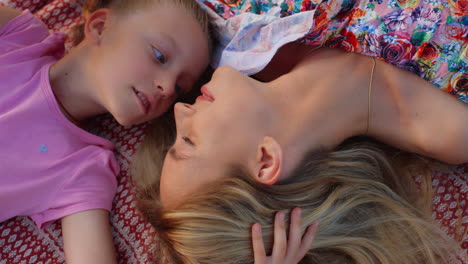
[0,0,466,263]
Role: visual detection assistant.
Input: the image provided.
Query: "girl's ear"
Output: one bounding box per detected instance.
[84,8,112,44]
[251,136,282,185]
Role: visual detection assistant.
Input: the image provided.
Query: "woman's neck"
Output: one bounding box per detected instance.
[49,43,106,124]
[264,48,371,177]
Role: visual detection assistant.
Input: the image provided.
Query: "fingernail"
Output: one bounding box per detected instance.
[277,211,285,221]
[253,223,261,232]
[295,207,302,216]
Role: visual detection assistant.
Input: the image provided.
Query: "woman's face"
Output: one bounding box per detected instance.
[160,66,268,209]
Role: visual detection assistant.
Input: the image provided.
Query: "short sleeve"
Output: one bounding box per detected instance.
[0,10,49,52]
[0,9,65,59]
[30,151,119,229]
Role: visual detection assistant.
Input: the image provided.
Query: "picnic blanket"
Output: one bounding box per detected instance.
[0,0,466,263]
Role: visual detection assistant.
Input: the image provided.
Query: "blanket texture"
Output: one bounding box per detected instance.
[0,0,466,263]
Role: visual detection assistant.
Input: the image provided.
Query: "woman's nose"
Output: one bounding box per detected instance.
[174,103,195,132]
[174,103,195,119]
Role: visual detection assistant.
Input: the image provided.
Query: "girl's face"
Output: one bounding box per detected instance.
[92,4,210,126]
[160,66,270,209]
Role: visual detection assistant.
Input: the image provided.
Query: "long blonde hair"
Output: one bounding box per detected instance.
[72,0,213,48]
[134,121,461,264]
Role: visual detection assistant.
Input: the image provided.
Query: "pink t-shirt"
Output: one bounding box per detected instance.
[0,10,119,228]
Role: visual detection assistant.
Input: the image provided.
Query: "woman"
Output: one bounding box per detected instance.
[133,0,467,262]
[133,46,466,263]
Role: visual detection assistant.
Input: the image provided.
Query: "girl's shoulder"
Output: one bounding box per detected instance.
[0,5,21,29]
[0,9,49,42]
[0,9,66,59]
[0,9,66,84]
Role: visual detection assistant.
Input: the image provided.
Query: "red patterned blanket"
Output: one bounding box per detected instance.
[0,0,466,263]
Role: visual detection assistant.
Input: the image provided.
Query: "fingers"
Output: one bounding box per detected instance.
[252,209,319,264]
[252,223,267,264]
[271,211,287,260]
[286,207,303,259]
[296,220,319,261]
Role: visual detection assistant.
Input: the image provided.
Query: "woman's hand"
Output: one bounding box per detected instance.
[252,208,319,264]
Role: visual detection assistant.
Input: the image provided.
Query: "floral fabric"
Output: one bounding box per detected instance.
[199,0,468,103]
[0,1,465,264]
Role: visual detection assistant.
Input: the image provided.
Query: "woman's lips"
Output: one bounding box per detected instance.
[196,95,210,102]
[200,85,215,101]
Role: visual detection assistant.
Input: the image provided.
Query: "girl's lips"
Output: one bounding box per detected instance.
[132,87,150,114]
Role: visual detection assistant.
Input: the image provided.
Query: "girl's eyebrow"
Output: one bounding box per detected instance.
[150,33,178,55]
[160,33,178,51]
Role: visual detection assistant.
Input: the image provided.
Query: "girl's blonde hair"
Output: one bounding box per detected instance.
[72,0,212,48]
[134,120,461,264]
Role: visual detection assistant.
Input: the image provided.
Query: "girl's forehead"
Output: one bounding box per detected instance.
[126,4,199,24]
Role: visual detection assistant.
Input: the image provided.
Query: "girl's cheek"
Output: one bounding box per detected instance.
[130,57,155,80]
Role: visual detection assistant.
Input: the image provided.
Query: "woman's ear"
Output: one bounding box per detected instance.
[252,136,282,185]
[84,8,112,44]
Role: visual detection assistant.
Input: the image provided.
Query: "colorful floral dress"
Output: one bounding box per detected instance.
[198,0,468,103]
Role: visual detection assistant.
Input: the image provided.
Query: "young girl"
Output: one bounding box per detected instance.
[0,0,211,262]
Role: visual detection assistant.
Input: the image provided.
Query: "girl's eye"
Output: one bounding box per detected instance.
[153,48,166,64]
[182,136,194,146]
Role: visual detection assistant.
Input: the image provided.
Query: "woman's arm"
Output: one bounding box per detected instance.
[369,58,468,164]
[0,6,21,30]
[61,209,117,264]
[277,47,468,164]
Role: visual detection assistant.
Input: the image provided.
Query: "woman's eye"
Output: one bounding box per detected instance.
[182,136,194,146]
[153,48,166,64]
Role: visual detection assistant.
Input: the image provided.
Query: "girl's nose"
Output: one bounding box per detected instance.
[155,76,177,98]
